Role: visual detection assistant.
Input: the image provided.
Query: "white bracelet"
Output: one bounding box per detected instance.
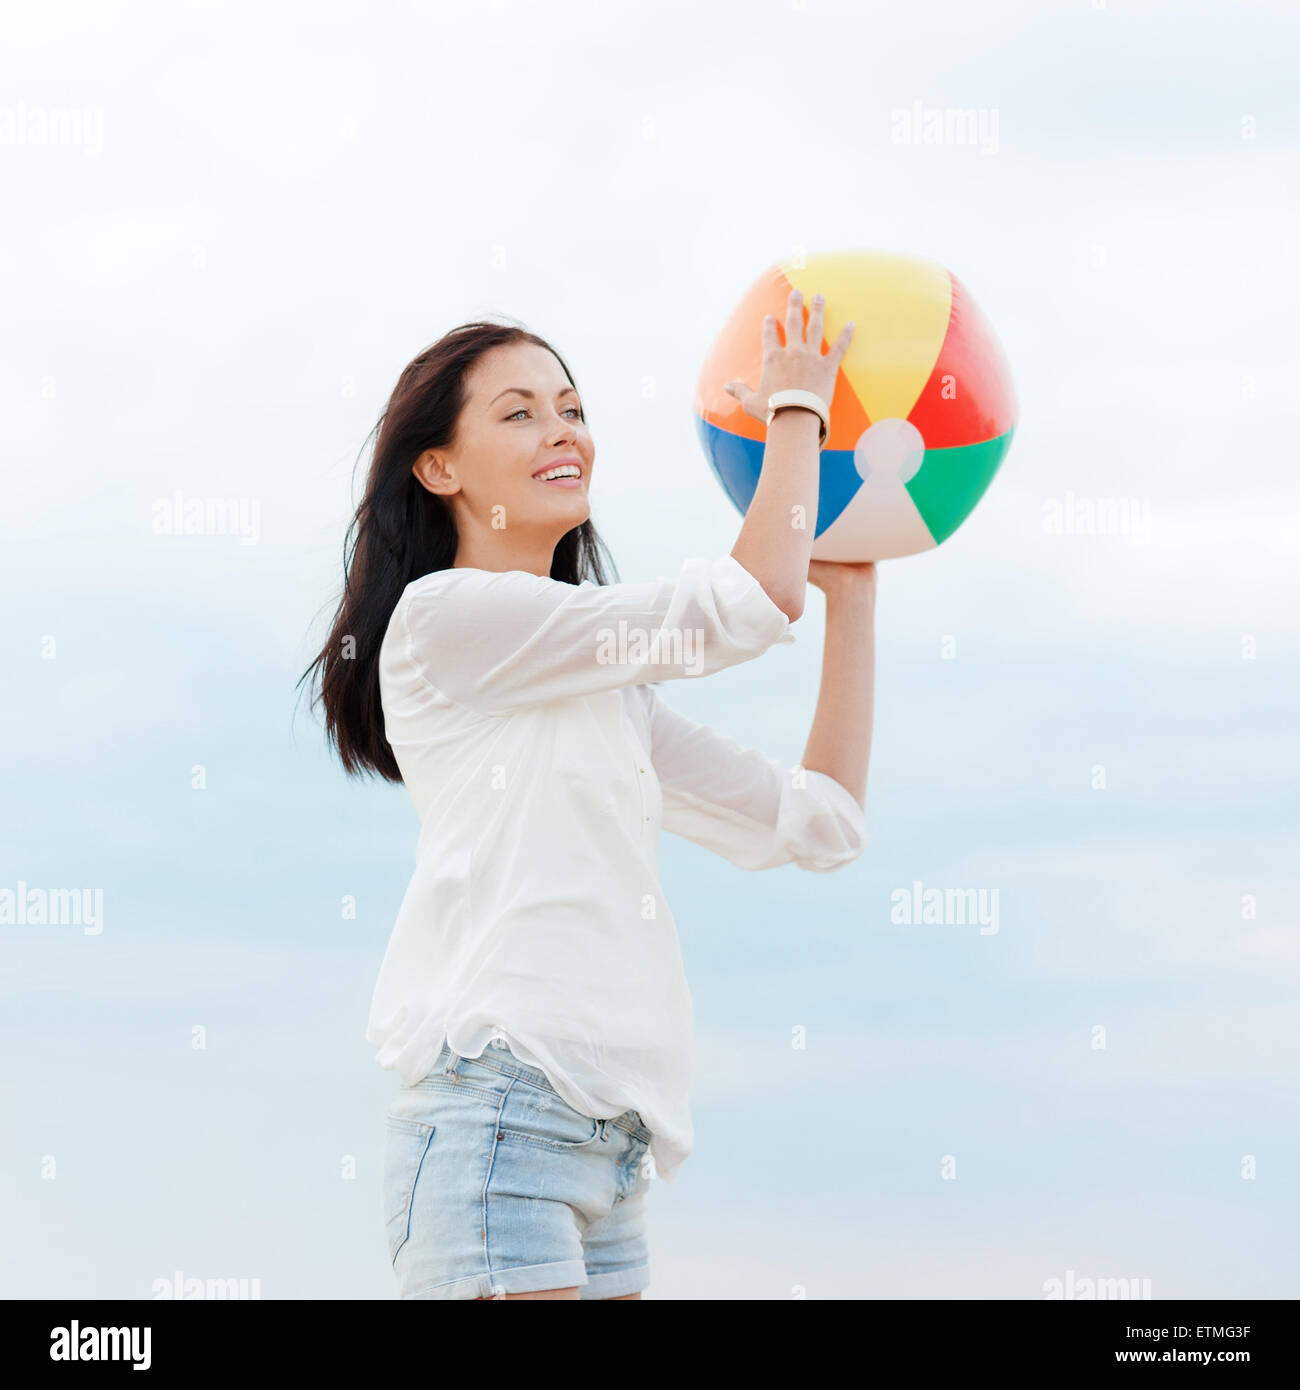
[766,389,829,445]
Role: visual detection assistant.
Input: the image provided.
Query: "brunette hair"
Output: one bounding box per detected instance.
[298,320,617,782]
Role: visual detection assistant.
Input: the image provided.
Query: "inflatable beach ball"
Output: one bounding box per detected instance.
[694,249,1018,561]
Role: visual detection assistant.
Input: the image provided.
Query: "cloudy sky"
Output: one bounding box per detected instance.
[2,0,1297,1299]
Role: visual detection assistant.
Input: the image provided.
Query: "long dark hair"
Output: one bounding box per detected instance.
[298,319,617,783]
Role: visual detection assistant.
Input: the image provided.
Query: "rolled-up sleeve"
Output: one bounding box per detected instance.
[639,685,868,872]
[401,554,794,716]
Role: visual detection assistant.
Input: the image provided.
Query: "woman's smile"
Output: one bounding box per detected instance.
[533,459,585,488]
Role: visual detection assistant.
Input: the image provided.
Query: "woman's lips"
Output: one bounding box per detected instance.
[532,462,584,488]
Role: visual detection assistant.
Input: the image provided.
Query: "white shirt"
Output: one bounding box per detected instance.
[366,553,868,1183]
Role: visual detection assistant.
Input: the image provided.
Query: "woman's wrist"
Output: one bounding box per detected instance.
[810,560,877,605]
[765,406,823,440]
[825,578,876,610]
[767,398,829,445]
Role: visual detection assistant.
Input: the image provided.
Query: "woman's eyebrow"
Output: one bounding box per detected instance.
[490,385,579,404]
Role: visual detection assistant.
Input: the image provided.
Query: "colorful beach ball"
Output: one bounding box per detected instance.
[694,248,1018,561]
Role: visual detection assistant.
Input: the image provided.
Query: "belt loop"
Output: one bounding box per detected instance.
[443,1048,460,1075]
[599,1118,609,1143]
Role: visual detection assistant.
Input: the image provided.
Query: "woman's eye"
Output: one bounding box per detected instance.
[505,406,583,421]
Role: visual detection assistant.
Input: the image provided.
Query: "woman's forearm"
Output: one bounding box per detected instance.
[730,408,822,622]
[801,581,876,808]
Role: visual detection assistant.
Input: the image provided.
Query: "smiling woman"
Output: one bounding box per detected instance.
[301,293,876,1302]
[299,320,616,783]
[412,353,599,562]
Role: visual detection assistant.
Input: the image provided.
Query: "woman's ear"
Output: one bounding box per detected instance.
[412,448,460,497]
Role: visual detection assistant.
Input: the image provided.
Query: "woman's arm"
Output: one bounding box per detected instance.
[730,409,822,623]
[727,288,854,623]
[800,561,877,809]
[633,684,867,872]
[398,554,794,717]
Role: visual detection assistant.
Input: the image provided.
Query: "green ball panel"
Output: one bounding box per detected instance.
[905,428,1016,545]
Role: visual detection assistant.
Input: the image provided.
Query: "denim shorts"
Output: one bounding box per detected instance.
[382,1037,653,1299]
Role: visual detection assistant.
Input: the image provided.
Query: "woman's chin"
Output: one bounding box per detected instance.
[549,494,591,527]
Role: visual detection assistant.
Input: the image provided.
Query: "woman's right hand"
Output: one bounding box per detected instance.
[723,287,854,425]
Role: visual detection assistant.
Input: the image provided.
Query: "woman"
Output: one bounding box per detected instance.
[304,287,876,1300]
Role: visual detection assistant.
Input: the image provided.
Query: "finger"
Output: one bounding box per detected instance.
[827,319,855,367]
[806,291,826,351]
[761,313,780,355]
[784,287,804,347]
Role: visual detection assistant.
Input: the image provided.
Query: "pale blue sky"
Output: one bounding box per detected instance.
[2,0,1297,1298]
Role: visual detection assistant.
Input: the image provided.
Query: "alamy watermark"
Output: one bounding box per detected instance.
[0,103,104,156]
[151,1269,261,1299]
[1043,492,1151,543]
[152,492,261,544]
[890,101,999,155]
[891,879,999,935]
[1043,1269,1152,1300]
[50,1322,149,1369]
[0,881,102,935]
[596,622,705,676]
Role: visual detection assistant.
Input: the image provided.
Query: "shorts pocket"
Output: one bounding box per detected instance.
[383,1115,435,1264]
[498,1087,603,1152]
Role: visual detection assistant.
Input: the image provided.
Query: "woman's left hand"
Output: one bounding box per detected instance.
[807,557,877,600]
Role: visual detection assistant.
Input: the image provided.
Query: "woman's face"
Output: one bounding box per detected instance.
[415,341,594,553]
